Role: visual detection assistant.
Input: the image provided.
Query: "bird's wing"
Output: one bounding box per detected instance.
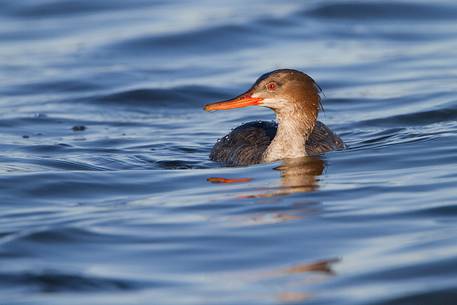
[210,121,277,166]
[306,121,345,154]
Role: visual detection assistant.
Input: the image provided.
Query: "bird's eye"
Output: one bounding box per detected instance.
[266,82,277,92]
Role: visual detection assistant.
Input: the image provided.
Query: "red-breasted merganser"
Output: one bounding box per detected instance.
[204,69,344,166]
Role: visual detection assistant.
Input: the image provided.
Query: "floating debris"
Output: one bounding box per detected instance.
[72,125,87,132]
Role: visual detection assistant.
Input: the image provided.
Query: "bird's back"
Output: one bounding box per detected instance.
[210,121,344,166]
[209,121,276,166]
[306,121,345,155]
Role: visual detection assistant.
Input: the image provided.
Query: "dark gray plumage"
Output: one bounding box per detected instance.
[210,120,344,167]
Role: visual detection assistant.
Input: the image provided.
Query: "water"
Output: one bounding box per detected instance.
[1,0,456,304]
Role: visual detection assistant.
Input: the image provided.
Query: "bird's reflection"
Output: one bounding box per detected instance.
[261,156,325,197]
[233,257,340,303]
[207,156,325,225]
[275,257,340,303]
[283,258,339,275]
[208,156,324,198]
[207,158,338,302]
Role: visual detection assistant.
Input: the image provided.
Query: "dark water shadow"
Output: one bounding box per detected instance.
[304,1,457,21]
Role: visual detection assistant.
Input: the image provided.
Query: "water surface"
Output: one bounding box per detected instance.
[1,1,457,304]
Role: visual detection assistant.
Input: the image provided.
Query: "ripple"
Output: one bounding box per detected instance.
[375,288,457,305]
[355,106,457,127]
[107,24,264,55]
[1,1,457,304]
[0,270,139,293]
[155,160,208,170]
[5,0,154,18]
[1,80,103,97]
[306,1,457,21]
[93,85,224,108]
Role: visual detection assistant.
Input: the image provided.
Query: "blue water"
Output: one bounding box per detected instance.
[1,1,457,304]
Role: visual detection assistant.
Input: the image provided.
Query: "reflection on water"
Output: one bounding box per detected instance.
[277,258,340,303]
[226,257,339,303]
[241,156,325,199]
[207,177,252,183]
[206,159,338,302]
[209,157,324,225]
[274,157,325,194]
[278,291,312,303]
[284,258,340,275]
[1,0,457,304]
[262,258,340,303]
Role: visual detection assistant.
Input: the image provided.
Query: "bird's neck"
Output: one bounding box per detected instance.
[262,110,316,163]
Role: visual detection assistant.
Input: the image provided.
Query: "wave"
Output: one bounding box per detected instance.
[106,24,264,55]
[304,1,457,21]
[90,85,226,108]
[2,0,155,19]
[0,270,138,292]
[354,106,457,127]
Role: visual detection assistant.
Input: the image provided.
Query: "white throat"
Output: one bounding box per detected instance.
[262,117,307,162]
[261,103,316,163]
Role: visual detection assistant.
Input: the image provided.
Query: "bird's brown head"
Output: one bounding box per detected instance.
[204,69,322,120]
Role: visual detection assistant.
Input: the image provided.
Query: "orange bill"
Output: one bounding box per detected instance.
[204,93,263,111]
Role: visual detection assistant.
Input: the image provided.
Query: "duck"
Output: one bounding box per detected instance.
[204,69,344,166]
